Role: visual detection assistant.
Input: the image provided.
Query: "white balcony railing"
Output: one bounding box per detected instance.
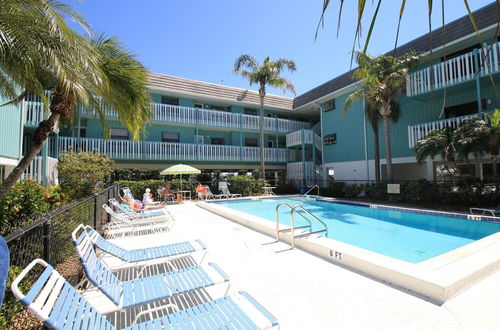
[56,136,290,163]
[81,102,310,133]
[21,156,58,185]
[407,41,500,97]
[286,129,322,150]
[407,112,488,148]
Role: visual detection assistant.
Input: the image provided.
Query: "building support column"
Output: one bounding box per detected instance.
[474,49,482,113]
[425,159,434,181]
[239,113,243,161]
[301,129,306,187]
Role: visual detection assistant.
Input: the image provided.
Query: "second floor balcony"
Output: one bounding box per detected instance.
[407,112,487,148]
[54,136,294,163]
[407,41,500,97]
[286,129,322,150]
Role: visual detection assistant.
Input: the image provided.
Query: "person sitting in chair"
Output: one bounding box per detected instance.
[142,188,155,205]
[123,194,165,212]
[196,183,208,200]
[165,184,182,203]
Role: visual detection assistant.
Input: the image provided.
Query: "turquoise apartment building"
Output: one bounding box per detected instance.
[0,2,499,186]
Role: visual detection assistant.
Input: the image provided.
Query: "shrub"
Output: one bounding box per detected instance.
[226,175,265,196]
[58,150,114,200]
[364,182,388,200]
[319,182,346,198]
[112,168,160,181]
[274,179,297,195]
[0,179,60,234]
[345,184,363,198]
[0,266,31,327]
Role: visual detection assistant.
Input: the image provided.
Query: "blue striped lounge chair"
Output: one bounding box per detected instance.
[102,204,174,237]
[12,259,279,329]
[74,231,230,313]
[72,224,208,269]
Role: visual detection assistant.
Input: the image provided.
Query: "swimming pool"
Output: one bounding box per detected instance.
[216,197,500,263]
[199,196,500,303]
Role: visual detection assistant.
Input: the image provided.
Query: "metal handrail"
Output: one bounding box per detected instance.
[290,205,328,248]
[275,202,312,241]
[303,184,319,197]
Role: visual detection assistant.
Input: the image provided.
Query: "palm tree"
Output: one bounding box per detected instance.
[234,55,296,179]
[453,117,489,182]
[0,2,151,198]
[353,51,419,181]
[486,109,500,183]
[414,127,457,177]
[344,89,400,181]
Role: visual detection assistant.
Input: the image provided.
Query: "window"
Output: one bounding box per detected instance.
[211,137,225,145]
[206,105,230,112]
[162,131,180,143]
[110,128,128,140]
[161,96,179,106]
[79,127,87,138]
[323,134,337,145]
[322,99,336,112]
[194,103,203,109]
[245,138,258,147]
[194,135,204,144]
[244,108,257,116]
[268,140,275,148]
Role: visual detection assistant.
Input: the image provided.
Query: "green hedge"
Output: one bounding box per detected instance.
[112,168,161,181]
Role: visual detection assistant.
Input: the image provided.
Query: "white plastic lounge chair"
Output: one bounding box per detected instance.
[74,232,230,312]
[72,224,207,268]
[12,259,279,329]
[205,186,226,199]
[221,186,242,198]
[470,204,500,217]
[103,204,174,230]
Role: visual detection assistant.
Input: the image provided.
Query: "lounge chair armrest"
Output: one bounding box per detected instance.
[208,262,230,282]
[195,239,207,250]
[71,224,86,242]
[238,291,279,327]
[131,303,180,325]
[11,259,49,302]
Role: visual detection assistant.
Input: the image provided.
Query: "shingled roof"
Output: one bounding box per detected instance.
[148,73,294,110]
[293,2,500,108]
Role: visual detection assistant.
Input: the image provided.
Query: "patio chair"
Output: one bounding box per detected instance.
[205,185,226,199]
[470,204,500,217]
[102,204,174,238]
[12,259,279,329]
[221,185,242,198]
[72,224,207,269]
[74,232,230,312]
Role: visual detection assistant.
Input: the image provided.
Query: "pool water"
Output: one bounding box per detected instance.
[216,197,500,263]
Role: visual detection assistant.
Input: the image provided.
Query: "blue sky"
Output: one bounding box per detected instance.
[72,0,494,97]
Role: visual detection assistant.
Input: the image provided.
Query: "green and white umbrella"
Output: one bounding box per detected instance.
[160,164,201,190]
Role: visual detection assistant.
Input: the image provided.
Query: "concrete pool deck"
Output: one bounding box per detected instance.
[91,201,500,329]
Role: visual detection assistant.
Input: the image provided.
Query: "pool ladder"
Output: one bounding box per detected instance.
[275,202,328,248]
[302,184,320,197]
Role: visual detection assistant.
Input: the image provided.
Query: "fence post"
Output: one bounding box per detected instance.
[107,188,111,223]
[93,192,99,229]
[43,217,51,264]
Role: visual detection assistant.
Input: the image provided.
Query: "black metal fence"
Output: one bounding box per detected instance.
[4,184,121,270]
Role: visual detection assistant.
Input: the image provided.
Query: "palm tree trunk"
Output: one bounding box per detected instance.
[0,88,75,199]
[259,86,266,180]
[492,155,498,184]
[382,115,393,182]
[372,125,381,181]
[0,112,61,199]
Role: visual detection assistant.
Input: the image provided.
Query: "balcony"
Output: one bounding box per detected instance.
[406,41,500,97]
[286,129,321,149]
[286,161,320,186]
[81,103,310,134]
[407,112,487,148]
[56,136,293,163]
[22,156,58,185]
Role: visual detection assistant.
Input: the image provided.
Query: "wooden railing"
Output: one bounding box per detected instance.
[56,136,290,163]
[407,112,488,148]
[407,41,500,97]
